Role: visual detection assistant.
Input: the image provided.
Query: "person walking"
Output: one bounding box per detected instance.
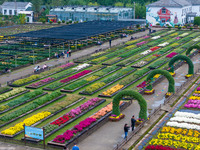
[69,49,71,57]
[72,143,79,150]
[124,124,130,139]
[131,115,136,131]
[109,39,112,49]
[66,50,69,58]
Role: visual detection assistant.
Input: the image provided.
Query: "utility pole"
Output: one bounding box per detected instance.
[134,2,135,19]
[15,0,17,15]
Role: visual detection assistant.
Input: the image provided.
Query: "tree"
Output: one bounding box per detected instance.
[88,2,99,6]
[194,17,200,26]
[135,3,146,19]
[32,0,42,21]
[19,14,26,24]
[114,2,124,7]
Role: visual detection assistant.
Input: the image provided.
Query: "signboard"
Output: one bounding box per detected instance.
[24,126,44,140]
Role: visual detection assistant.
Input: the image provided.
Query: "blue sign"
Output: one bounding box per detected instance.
[25,126,44,140]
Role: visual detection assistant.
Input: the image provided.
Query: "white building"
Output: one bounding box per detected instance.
[18,11,33,23]
[1,2,32,16]
[146,0,200,26]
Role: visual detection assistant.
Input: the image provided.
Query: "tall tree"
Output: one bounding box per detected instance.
[32,0,42,21]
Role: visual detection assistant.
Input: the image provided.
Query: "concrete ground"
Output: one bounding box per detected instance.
[77,54,200,150]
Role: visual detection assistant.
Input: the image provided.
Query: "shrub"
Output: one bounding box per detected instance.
[190,27,193,30]
[62,20,65,23]
[194,16,200,26]
[178,26,181,30]
[156,23,160,25]
[49,20,53,24]
[58,21,61,24]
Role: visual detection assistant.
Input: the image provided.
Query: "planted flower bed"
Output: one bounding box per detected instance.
[0,92,65,128]
[80,67,136,95]
[43,65,103,91]
[0,90,47,114]
[0,88,29,104]
[0,111,51,137]
[42,98,105,138]
[0,87,13,94]
[99,68,151,98]
[8,62,75,87]
[61,66,121,93]
[48,101,129,148]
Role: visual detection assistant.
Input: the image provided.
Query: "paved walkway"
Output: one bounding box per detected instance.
[77,54,200,150]
[0,29,155,86]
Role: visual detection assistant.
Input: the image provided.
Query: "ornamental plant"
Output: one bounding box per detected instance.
[0,92,61,123]
[0,90,43,112]
[53,118,96,143]
[1,111,51,135]
[0,88,26,102]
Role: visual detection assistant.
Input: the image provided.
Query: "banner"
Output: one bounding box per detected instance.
[24,126,44,140]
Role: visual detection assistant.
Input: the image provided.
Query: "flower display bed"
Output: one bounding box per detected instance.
[0,93,66,128]
[79,68,136,95]
[0,87,13,95]
[61,66,121,93]
[8,62,76,87]
[99,69,151,98]
[0,88,29,104]
[43,66,102,91]
[0,91,47,115]
[47,101,131,149]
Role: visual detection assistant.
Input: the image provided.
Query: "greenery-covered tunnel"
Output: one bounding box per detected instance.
[112,90,147,120]
[146,69,175,93]
[186,45,200,56]
[168,55,194,74]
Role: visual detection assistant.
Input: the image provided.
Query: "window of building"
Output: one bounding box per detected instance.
[14,10,17,15]
[4,9,7,15]
[9,10,12,15]
[27,17,29,23]
[161,19,165,23]
[162,8,166,14]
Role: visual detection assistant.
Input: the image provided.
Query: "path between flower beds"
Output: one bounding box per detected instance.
[77,54,200,150]
[0,28,159,86]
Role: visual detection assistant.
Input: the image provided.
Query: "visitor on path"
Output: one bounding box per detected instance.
[66,50,69,57]
[61,52,65,58]
[131,115,136,131]
[72,143,79,150]
[130,36,134,40]
[43,64,47,70]
[54,52,58,58]
[34,66,40,72]
[124,124,130,139]
[109,39,112,48]
[69,49,71,57]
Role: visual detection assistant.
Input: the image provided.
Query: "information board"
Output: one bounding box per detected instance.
[24,126,44,140]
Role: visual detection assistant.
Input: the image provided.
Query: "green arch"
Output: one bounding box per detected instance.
[112,90,147,120]
[186,45,200,56]
[168,55,194,74]
[146,69,175,93]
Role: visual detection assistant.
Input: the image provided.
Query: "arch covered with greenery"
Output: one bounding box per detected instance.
[112,90,147,119]
[168,55,194,74]
[186,45,200,56]
[146,69,175,93]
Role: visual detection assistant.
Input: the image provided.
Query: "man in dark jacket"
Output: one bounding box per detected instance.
[131,115,136,131]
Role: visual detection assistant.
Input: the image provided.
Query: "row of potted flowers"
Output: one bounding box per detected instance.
[51,101,124,144]
[0,92,63,125]
[11,62,75,86]
[0,88,27,103]
[43,65,103,91]
[62,66,120,92]
[1,111,51,136]
[43,98,104,135]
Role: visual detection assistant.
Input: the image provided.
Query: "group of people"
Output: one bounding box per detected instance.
[55,49,72,59]
[34,64,48,72]
[124,115,136,139]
